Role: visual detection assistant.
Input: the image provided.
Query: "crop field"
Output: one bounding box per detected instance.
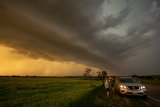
[0,77,152,107]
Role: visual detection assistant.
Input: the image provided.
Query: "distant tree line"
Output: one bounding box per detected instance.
[131,74,160,80]
[83,68,108,80]
[139,75,160,80]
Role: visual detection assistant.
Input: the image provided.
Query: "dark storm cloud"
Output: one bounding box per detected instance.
[0,0,114,69]
[0,0,159,74]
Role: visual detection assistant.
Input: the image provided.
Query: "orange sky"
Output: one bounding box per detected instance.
[0,45,101,76]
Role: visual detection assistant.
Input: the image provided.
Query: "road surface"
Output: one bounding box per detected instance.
[143,84,160,106]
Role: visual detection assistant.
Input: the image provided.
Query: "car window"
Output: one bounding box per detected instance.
[120,78,137,83]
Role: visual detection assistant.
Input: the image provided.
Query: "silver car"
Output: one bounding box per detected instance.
[115,77,148,99]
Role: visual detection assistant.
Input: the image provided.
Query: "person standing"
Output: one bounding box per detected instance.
[111,77,115,92]
[104,78,109,97]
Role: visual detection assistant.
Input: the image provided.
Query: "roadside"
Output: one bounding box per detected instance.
[142,83,160,107]
[144,84,160,101]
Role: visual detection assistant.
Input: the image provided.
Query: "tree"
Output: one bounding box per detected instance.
[132,74,139,79]
[102,71,108,79]
[97,71,102,80]
[97,70,108,80]
[83,68,91,79]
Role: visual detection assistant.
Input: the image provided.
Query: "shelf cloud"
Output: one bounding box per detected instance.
[0,0,159,75]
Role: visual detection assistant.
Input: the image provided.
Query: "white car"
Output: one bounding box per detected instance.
[116,77,148,99]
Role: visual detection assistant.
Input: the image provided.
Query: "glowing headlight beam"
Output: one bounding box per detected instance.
[140,86,145,89]
[120,85,126,89]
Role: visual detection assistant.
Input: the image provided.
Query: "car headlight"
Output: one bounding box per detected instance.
[120,85,126,89]
[140,86,145,90]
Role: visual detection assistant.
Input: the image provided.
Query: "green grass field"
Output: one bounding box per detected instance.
[0,77,152,107]
[141,79,160,86]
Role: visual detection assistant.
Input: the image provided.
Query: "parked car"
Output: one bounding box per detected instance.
[115,77,148,99]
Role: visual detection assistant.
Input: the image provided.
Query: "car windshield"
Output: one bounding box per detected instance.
[120,78,137,83]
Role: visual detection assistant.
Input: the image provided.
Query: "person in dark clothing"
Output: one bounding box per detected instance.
[111,77,115,91]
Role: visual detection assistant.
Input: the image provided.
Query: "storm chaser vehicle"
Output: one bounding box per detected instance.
[115,77,148,99]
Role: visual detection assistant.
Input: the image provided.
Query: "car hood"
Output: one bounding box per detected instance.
[119,83,143,86]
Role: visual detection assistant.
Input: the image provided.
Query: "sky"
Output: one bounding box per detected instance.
[0,0,160,76]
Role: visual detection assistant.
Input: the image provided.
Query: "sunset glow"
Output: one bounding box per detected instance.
[0,45,100,76]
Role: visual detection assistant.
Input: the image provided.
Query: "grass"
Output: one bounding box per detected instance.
[0,77,152,107]
[140,79,160,86]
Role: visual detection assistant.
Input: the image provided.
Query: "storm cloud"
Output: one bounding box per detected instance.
[0,0,159,75]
